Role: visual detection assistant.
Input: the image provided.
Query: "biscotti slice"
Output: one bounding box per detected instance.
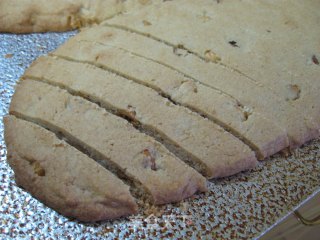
[106,0,320,147]
[51,32,288,159]
[10,79,207,205]
[4,115,138,222]
[25,56,258,178]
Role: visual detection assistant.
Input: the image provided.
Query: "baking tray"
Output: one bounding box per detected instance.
[0,32,319,240]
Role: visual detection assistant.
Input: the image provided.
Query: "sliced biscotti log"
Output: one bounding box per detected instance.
[24,56,258,178]
[9,79,207,205]
[4,115,138,222]
[106,0,320,147]
[50,34,288,159]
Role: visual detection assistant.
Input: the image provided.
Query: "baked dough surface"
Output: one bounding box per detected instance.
[3,0,320,221]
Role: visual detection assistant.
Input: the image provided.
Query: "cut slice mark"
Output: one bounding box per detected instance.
[10,112,151,207]
[30,55,260,160]
[25,76,211,178]
[48,53,263,159]
[99,24,304,115]
[48,54,173,105]
[80,41,257,136]
[102,23,260,86]
[174,99,262,159]
[102,24,299,107]
[78,39,242,105]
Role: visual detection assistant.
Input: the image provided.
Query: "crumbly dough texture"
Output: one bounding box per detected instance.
[3,0,320,222]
